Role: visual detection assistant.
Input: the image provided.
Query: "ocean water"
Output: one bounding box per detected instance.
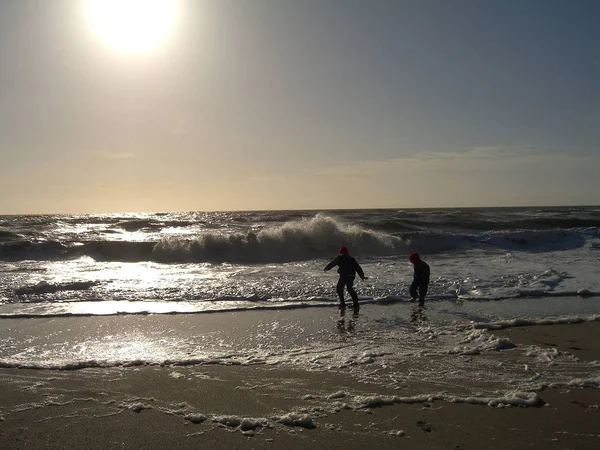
[1,207,599,407]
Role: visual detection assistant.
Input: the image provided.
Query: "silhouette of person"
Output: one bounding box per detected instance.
[409,252,430,305]
[324,246,367,309]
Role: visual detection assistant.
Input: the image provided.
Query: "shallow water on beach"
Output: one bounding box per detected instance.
[1,208,599,318]
[1,208,599,408]
[1,301,598,407]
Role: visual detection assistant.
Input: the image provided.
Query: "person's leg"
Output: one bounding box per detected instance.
[409,280,418,300]
[336,278,346,307]
[346,278,359,309]
[418,283,428,305]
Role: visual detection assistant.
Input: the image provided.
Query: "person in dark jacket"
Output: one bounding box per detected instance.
[409,252,430,305]
[324,246,367,309]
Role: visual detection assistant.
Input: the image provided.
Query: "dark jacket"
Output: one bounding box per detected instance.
[325,254,365,280]
[413,259,430,285]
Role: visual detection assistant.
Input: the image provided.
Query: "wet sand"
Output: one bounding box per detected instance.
[0,320,599,449]
[492,319,600,362]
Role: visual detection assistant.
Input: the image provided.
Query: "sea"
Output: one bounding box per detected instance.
[1,207,599,411]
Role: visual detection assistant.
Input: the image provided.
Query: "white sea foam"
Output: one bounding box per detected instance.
[567,377,600,388]
[119,402,153,413]
[474,315,600,331]
[327,390,545,409]
[213,415,269,430]
[448,329,517,355]
[273,413,315,428]
[184,413,206,424]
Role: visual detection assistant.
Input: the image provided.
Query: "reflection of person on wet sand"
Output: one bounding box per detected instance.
[337,308,359,333]
[410,304,428,323]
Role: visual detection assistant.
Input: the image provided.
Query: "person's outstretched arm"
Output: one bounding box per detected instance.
[355,261,366,280]
[324,256,339,271]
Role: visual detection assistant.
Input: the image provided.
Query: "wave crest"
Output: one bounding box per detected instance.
[153,214,404,263]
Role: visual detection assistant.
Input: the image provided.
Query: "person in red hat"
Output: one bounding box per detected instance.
[324,246,367,309]
[409,252,430,305]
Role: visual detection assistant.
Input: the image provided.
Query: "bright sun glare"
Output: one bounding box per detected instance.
[84,0,177,52]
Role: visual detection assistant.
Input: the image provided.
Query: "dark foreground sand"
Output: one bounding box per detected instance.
[1,321,599,449]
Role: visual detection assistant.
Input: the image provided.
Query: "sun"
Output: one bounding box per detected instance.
[84,0,178,53]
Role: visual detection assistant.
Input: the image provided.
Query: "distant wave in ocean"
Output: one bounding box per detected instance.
[1,212,598,263]
[362,210,600,233]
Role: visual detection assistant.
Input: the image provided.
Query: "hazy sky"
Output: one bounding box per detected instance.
[1,0,598,214]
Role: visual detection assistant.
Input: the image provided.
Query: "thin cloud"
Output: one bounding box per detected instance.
[309,145,595,178]
[416,145,536,161]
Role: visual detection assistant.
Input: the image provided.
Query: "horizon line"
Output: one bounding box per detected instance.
[1,204,598,217]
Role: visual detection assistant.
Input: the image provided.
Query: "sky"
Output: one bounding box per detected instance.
[0,0,598,214]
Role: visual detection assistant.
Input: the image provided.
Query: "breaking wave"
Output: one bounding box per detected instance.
[0,213,598,263]
[153,214,403,263]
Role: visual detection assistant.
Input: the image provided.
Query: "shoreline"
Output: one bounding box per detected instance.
[0,320,599,449]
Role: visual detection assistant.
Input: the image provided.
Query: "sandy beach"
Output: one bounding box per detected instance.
[1,317,599,449]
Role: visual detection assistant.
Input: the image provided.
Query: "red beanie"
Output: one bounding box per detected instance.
[339,246,349,254]
[409,252,420,263]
